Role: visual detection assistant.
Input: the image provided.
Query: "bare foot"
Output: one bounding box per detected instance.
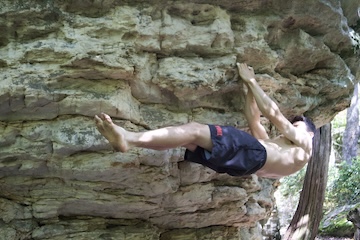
[94,113,129,152]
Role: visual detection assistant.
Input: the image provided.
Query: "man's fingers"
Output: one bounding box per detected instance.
[236,62,252,70]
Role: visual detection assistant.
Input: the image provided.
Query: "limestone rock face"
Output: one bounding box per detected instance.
[0,0,359,239]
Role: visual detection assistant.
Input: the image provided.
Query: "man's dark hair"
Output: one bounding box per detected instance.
[290,116,316,134]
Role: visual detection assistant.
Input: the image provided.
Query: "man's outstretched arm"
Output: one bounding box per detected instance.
[237,63,311,152]
[244,83,269,140]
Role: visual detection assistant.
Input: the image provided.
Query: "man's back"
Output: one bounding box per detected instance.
[256,136,312,178]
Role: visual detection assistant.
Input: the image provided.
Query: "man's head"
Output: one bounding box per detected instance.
[290,116,316,138]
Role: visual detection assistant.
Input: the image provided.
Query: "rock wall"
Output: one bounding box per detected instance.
[0,0,359,239]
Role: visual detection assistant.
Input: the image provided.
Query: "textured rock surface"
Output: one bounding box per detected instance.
[0,0,359,239]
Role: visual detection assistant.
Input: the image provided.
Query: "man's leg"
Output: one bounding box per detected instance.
[95,113,213,152]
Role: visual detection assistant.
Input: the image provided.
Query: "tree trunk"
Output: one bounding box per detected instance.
[342,83,359,164]
[283,123,332,240]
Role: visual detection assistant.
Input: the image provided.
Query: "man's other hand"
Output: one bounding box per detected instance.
[237,63,255,83]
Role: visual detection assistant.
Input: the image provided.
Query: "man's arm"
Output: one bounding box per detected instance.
[237,63,312,152]
[244,83,269,140]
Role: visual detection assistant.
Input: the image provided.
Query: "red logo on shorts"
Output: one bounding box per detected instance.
[215,125,223,136]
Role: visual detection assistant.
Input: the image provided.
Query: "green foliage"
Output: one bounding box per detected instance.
[331,110,347,159]
[327,157,360,205]
[279,167,306,197]
[331,110,347,130]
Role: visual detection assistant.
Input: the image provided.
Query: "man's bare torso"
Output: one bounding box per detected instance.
[255,135,312,179]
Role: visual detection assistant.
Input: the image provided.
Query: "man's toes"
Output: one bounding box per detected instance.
[100,114,115,131]
[100,113,113,124]
[94,115,106,133]
[95,115,103,128]
[95,115,102,124]
[103,120,115,132]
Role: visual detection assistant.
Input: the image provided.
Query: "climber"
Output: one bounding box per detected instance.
[94,63,316,179]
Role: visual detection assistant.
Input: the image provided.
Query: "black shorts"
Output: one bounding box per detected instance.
[184,125,267,176]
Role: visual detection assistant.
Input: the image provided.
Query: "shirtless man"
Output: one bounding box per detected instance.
[95,63,316,179]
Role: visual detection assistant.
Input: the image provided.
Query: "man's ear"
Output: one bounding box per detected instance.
[309,132,315,138]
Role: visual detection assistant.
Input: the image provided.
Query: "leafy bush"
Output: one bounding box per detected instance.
[331,110,346,160]
[278,167,306,197]
[327,157,360,205]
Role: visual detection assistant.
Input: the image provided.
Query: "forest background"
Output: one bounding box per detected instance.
[277,83,360,238]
